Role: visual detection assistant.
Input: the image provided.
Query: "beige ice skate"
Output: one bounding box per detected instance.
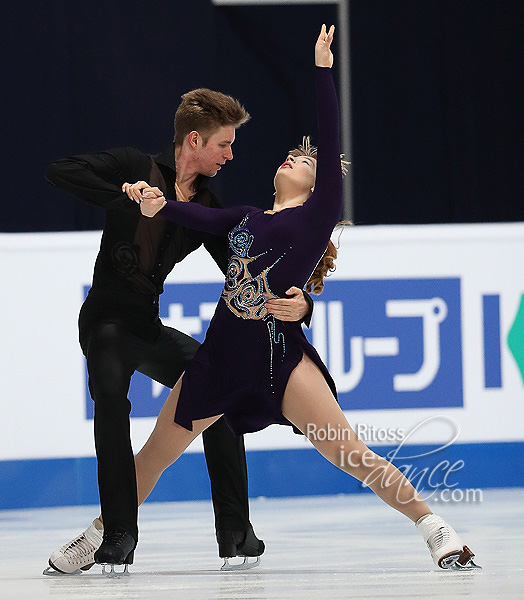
[416,513,481,570]
[43,518,103,575]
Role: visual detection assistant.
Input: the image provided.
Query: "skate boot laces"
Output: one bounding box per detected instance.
[62,535,96,563]
[103,529,129,547]
[426,525,450,552]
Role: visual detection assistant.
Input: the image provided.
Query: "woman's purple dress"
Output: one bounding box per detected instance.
[159,67,343,435]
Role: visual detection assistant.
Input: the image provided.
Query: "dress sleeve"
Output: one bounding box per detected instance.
[301,67,343,229]
[159,198,250,237]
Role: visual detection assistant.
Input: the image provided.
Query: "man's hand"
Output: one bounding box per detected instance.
[315,24,335,68]
[265,287,309,322]
[122,180,151,203]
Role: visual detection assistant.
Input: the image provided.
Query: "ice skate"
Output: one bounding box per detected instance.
[416,513,481,570]
[94,528,136,577]
[218,523,265,571]
[43,517,103,575]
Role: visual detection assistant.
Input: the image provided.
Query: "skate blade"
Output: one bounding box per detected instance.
[100,563,131,577]
[439,546,482,570]
[221,556,261,571]
[43,566,82,576]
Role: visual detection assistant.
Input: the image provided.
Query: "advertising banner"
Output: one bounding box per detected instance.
[1,223,523,508]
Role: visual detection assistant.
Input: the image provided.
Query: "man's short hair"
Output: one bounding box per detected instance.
[174,88,250,147]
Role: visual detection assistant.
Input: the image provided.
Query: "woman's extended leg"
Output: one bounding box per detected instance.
[134,375,223,505]
[281,354,430,522]
[281,354,480,569]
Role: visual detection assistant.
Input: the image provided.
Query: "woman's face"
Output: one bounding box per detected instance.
[274,154,317,194]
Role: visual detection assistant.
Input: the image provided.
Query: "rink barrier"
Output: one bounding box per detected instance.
[1,440,523,510]
[2,225,524,510]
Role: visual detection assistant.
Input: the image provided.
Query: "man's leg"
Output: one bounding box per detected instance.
[139,326,261,554]
[45,323,261,574]
[85,323,140,542]
[202,418,249,532]
[202,420,265,563]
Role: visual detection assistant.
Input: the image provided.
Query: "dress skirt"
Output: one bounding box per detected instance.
[174,298,337,436]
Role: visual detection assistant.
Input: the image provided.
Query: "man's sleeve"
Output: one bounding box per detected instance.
[200,190,229,275]
[202,233,229,275]
[301,290,314,328]
[45,147,144,210]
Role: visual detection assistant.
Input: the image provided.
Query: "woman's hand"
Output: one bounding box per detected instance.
[315,24,335,68]
[141,187,166,217]
[123,182,166,217]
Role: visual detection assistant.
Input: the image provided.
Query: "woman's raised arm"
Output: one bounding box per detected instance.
[303,26,343,229]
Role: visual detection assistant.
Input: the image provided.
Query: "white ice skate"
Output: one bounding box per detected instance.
[416,513,481,570]
[43,518,103,575]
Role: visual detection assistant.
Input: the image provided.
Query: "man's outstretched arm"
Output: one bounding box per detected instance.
[46,147,144,210]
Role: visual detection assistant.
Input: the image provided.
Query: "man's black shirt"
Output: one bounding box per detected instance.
[46,145,312,344]
[46,145,229,342]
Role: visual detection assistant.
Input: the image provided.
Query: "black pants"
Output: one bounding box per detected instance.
[81,320,250,542]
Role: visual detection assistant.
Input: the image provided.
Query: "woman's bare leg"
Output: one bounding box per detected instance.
[281,354,430,522]
[134,375,222,505]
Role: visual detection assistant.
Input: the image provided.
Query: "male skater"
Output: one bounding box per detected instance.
[44,87,312,574]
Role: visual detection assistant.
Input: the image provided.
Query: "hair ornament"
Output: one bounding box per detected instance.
[290,136,350,176]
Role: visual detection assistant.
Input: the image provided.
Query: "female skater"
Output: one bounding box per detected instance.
[49,25,479,574]
[125,24,479,572]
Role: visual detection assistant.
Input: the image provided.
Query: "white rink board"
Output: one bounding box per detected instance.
[1,222,523,462]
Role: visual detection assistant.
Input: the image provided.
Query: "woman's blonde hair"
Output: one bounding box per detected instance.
[306,222,352,294]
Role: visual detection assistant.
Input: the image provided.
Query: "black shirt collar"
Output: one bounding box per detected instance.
[154,144,176,171]
[153,144,210,192]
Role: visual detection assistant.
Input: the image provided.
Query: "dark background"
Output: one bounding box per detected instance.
[2,0,522,232]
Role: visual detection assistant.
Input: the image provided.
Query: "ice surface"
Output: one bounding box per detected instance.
[1,488,523,599]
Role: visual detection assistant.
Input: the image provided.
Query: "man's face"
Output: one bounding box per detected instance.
[195,125,236,177]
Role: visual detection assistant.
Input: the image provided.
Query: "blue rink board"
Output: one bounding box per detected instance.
[1,441,523,510]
